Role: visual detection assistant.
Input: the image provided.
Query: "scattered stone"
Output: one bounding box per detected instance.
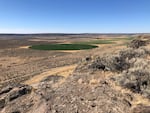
[0,84,32,108]
[85,56,92,61]
[0,97,5,108]
[1,37,150,113]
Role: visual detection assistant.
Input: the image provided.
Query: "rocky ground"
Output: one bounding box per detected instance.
[1,36,150,113]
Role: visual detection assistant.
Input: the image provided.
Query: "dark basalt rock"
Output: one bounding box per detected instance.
[12,111,21,113]
[0,84,32,110]
[0,97,5,108]
[9,85,32,101]
[0,86,13,95]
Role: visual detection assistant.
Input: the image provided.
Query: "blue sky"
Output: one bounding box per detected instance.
[0,0,150,33]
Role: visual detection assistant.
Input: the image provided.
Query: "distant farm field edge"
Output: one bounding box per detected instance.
[29,44,98,50]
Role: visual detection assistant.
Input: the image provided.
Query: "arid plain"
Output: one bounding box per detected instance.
[1,34,150,113]
[0,34,130,88]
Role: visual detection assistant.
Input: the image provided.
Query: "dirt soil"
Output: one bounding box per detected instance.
[24,64,77,85]
[1,34,149,113]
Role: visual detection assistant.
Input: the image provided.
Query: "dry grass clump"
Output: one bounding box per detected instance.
[88,47,148,72]
[88,54,128,72]
[128,39,147,49]
[117,58,150,98]
[80,38,150,98]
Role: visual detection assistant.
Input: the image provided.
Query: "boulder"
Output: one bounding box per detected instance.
[9,85,32,101]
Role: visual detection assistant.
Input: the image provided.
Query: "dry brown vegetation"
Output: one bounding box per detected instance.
[1,34,150,113]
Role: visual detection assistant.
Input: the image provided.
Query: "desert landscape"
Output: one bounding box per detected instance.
[1,0,150,112]
[0,34,150,113]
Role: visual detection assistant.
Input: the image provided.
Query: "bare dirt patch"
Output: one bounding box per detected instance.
[24,64,77,85]
[19,46,30,49]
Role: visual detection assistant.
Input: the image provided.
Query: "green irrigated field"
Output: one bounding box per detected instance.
[73,40,114,44]
[73,37,134,45]
[29,44,98,50]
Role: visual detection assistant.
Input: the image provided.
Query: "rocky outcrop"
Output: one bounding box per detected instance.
[45,73,132,113]
[117,58,150,98]
[0,86,13,95]
[88,46,148,72]
[81,39,150,98]
[128,39,147,49]
[0,84,32,109]
[1,38,150,113]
